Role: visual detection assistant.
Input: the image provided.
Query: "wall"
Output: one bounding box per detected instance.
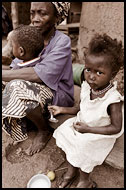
[2,2,31,26]
[68,2,82,23]
[2,2,82,26]
[78,2,124,64]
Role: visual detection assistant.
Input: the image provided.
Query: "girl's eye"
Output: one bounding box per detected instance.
[97,71,103,75]
[85,68,90,72]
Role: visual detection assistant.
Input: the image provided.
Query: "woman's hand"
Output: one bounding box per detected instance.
[48,105,62,116]
[73,122,89,133]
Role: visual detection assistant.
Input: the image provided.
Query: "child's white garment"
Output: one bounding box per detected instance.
[53,81,124,173]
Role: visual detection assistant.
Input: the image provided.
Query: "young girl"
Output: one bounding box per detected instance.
[48,34,124,188]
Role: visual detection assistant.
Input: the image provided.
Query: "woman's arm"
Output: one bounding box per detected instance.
[2,65,11,70]
[48,104,80,116]
[74,102,122,135]
[2,56,12,66]
[2,67,42,83]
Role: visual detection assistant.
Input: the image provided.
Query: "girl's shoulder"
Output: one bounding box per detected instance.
[98,81,124,106]
[80,81,124,103]
[108,81,124,101]
[81,81,91,94]
[80,81,90,99]
[81,81,90,90]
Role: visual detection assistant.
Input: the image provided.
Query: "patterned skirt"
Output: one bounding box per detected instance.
[2,79,53,142]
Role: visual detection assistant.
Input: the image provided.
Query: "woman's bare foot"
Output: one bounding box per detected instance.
[25,130,52,156]
[58,163,78,188]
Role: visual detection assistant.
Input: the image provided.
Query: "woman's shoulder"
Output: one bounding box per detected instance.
[56,30,70,38]
[54,30,71,43]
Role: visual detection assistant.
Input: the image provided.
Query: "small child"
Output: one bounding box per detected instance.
[2,25,44,68]
[48,34,124,188]
[2,25,44,91]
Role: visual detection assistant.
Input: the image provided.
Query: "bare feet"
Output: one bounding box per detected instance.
[58,163,78,188]
[76,180,97,188]
[25,130,52,156]
[76,170,97,188]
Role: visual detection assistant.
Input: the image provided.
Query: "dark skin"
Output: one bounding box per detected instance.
[73,54,122,135]
[2,67,41,82]
[2,2,58,156]
[2,56,12,66]
[74,103,122,135]
[2,2,57,82]
[48,54,123,188]
[49,102,122,135]
[2,64,11,70]
[49,55,122,135]
[25,105,54,155]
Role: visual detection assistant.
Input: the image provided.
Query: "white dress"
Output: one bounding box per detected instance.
[53,81,124,173]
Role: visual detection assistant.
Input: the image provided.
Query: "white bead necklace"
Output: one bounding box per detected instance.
[91,83,113,96]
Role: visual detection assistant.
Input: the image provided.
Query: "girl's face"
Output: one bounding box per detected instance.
[30,2,57,33]
[84,54,113,91]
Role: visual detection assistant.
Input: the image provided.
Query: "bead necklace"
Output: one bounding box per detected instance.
[91,83,113,96]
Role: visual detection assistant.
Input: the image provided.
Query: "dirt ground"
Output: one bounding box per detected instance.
[2,129,124,188]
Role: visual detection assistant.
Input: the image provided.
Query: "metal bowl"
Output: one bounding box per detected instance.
[27,174,51,188]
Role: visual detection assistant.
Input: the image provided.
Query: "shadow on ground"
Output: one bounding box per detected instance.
[2,130,124,188]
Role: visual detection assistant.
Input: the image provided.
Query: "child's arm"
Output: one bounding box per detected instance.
[74,102,122,135]
[48,105,80,116]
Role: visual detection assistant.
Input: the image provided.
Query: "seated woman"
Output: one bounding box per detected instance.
[2,2,74,156]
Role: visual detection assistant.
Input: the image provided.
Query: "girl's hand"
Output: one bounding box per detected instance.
[73,122,89,133]
[48,105,62,116]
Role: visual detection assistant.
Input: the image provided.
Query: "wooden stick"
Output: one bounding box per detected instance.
[55,167,68,172]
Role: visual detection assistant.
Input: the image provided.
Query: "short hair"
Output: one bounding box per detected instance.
[85,33,124,77]
[12,25,44,58]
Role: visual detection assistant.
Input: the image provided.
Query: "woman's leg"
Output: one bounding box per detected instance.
[25,104,54,155]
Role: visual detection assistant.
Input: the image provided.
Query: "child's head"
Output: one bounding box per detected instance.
[84,34,124,91]
[11,25,44,61]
